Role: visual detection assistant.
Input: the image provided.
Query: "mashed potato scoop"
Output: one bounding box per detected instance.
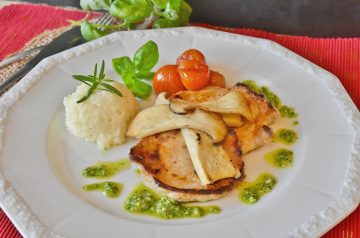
[63,81,139,150]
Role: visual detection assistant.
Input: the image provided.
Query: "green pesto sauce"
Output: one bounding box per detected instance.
[274,128,298,145]
[241,80,261,94]
[241,80,281,109]
[293,120,299,126]
[82,159,130,179]
[123,184,221,219]
[265,148,293,168]
[279,105,298,118]
[241,80,299,119]
[83,181,122,198]
[239,173,277,205]
[259,86,282,109]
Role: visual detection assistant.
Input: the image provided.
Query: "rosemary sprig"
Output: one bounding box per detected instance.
[72,60,123,103]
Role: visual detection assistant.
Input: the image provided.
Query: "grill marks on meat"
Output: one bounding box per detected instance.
[130,130,243,195]
[231,83,279,126]
[233,124,273,154]
[129,84,279,201]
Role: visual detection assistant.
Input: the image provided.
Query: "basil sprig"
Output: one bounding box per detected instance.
[77,0,192,41]
[112,40,158,98]
[72,60,123,103]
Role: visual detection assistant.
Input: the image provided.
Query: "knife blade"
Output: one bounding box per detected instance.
[0,26,85,93]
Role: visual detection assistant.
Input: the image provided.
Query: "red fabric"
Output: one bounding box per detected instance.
[0,3,359,238]
[0,4,98,61]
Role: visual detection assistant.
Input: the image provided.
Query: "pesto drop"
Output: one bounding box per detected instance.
[265,148,293,168]
[83,181,122,198]
[82,159,130,179]
[241,80,281,109]
[124,184,221,219]
[279,106,298,118]
[274,128,298,145]
[239,173,277,205]
[241,80,299,119]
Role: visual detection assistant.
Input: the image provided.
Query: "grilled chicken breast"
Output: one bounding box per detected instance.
[129,83,279,202]
[130,130,244,202]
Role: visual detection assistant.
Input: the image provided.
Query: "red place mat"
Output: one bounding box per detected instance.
[0,3,359,238]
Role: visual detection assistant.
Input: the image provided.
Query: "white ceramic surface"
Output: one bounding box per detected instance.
[0,27,359,238]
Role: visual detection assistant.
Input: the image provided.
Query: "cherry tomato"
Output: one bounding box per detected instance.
[178,60,210,90]
[208,70,225,88]
[153,65,186,95]
[176,49,206,65]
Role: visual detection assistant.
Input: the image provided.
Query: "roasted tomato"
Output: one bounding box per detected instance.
[208,70,225,88]
[176,49,206,65]
[178,60,210,90]
[153,65,186,95]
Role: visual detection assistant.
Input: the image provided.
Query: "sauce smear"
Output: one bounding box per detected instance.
[241,80,298,119]
[83,181,123,198]
[274,128,298,145]
[82,159,130,179]
[124,183,221,219]
[239,173,277,205]
[265,148,293,168]
[279,106,298,118]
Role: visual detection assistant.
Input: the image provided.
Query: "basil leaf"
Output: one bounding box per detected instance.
[132,78,152,98]
[80,0,113,10]
[152,18,177,28]
[176,0,192,25]
[81,21,109,41]
[112,56,152,98]
[151,0,168,9]
[162,0,181,20]
[112,57,135,76]
[136,71,155,80]
[112,56,136,88]
[152,1,192,28]
[133,40,159,73]
[168,0,181,11]
[110,0,153,23]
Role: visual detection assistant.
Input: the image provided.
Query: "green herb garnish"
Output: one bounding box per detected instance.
[72,60,123,103]
[274,128,298,145]
[279,105,298,118]
[83,181,123,198]
[78,0,192,41]
[241,80,298,118]
[112,40,158,98]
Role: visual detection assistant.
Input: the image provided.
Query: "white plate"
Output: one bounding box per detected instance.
[0,27,359,238]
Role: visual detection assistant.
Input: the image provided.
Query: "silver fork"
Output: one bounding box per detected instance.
[0,13,116,70]
[0,13,117,94]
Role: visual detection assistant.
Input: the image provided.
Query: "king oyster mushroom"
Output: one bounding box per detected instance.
[169,91,253,122]
[126,104,227,143]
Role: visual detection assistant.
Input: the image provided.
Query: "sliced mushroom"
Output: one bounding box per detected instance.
[168,99,191,115]
[154,92,170,105]
[221,113,245,128]
[181,128,240,185]
[170,86,229,103]
[127,104,227,143]
[169,91,254,122]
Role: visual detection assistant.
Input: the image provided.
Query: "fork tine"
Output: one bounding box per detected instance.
[90,13,116,31]
[102,16,116,26]
[95,12,110,24]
